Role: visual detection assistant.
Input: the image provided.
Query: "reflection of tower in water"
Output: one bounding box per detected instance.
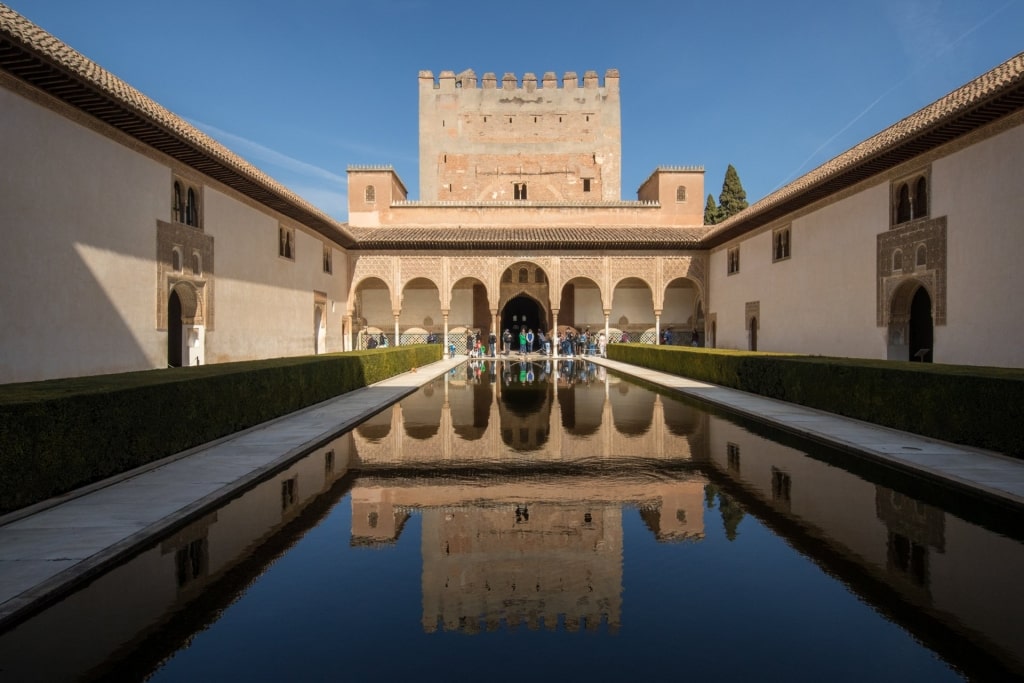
[421,502,623,633]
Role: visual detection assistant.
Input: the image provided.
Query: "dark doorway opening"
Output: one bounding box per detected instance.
[909,287,933,362]
[749,317,758,352]
[168,290,183,367]
[502,296,544,351]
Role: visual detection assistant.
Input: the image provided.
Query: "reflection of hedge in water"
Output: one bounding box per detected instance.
[609,344,1024,458]
[0,346,441,513]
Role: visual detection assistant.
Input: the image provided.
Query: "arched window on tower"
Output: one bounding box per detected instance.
[676,186,687,202]
[365,185,376,203]
[916,244,927,268]
[171,247,182,273]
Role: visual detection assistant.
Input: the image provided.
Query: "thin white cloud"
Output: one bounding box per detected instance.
[771,0,1016,192]
[289,184,350,222]
[188,118,347,185]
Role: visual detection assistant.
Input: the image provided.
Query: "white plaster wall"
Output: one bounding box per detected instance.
[399,287,442,329]
[357,287,392,330]
[572,285,604,327]
[449,288,476,328]
[0,85,351,382]
[708,121,1024,368]
[610,285,655,328]
[0,88,168,383]
[709,185,889,357]
[932,124,1024,367]
[203,188,347,362]
[662,281,698,329]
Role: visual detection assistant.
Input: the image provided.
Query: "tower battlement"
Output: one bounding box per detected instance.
[419,69,619,92]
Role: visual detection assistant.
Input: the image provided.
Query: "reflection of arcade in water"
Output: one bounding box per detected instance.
[352,359,706,466]
[351,360,709,633]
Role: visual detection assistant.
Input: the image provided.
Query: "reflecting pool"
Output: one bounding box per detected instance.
[1,359,1022,681]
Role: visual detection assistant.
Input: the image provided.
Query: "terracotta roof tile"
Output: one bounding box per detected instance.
[349,225,708,249]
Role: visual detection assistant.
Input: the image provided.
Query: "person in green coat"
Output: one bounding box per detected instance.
[518,329,527,356]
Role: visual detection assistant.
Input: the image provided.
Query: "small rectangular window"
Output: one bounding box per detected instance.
[582,178,591,193]
[514,183,528,200]
[323,244,332,274]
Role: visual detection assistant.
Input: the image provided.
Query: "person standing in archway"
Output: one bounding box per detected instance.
[526,328,535,353]
[488,330,497,358]
[503,329,512,356]
[518,329,527,356]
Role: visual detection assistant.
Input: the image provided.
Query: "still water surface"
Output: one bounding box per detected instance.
[1,359,1022,681]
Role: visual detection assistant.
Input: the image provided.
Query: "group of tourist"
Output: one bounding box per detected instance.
[557,328,608,358]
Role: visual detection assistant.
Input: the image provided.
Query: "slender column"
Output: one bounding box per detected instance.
[344,314,353,351]
[604,311,610,347]
[393,313,401,346]
[655,310,662,345]
[491,309,498,355]
[442,310,450,354]
[552,309,559,358]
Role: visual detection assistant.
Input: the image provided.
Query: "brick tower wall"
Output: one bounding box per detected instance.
[418,69,621,202]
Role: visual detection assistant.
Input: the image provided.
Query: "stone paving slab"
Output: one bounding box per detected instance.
[0,357,464,629]
[589,356,1024,507]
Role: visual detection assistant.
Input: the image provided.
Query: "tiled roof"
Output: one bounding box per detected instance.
[702,51,1024,247]
[350,226,708,250]
[0,5,356,247]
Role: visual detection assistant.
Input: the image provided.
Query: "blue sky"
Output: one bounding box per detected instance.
[7,0,1023,221]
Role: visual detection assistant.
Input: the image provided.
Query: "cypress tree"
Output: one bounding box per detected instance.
[718,164,748,219]
[704,194,722,225]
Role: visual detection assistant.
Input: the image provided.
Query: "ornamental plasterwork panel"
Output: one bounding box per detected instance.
[665,255,706,293]
[558,257,605,287]
[745,301,760,330]
[876,216,947,326]
[349,255,396,311]
[449,255,489,285]
[399,257,443,292]
[351,254,394,286]
[156,220,214,330]
[448,255,494,307]
[609,256,656,292]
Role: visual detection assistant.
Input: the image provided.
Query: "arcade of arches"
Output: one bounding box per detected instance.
[347,254,706,352]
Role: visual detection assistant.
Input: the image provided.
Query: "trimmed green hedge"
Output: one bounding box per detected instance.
[608,344,1024,458]
[0,346,441,513]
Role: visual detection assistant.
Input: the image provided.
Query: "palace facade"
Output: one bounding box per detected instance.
[2,5,1023,385]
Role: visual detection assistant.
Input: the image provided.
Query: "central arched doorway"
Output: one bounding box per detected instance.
[501,295,544,351]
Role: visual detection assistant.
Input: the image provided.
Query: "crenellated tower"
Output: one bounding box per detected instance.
[418,69,621,202]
